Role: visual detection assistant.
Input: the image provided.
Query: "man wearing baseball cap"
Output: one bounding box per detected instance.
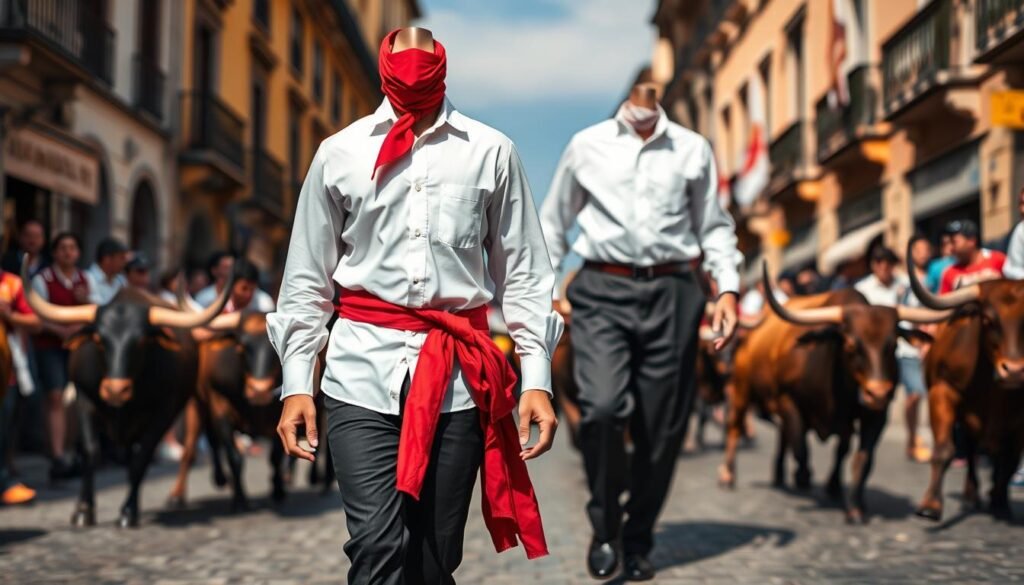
[938,219,1006,294]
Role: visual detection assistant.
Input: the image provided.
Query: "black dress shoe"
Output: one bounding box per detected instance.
[623,554,655,581]
[587,538,620,580]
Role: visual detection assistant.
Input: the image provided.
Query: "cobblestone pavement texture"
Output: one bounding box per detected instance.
[1,415,1023,584]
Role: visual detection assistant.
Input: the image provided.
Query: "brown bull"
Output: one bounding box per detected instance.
[168,311,284,510]
[908,253,1024,521]
[720,264,947,522]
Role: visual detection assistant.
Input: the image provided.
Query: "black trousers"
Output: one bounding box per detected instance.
[566,267,704,555]
[325,387,483,585]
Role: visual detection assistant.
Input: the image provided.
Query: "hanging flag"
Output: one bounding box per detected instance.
[733,77,769,208]
[827,0,849,109]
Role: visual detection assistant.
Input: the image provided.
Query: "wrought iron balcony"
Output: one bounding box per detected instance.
[976,0,1024,61]
[181,91,246,176]
[251,150,286,218]
[815,65,881,163]
[882,0,954,116]
[133,55,165,121]
[0,0,115,84]
[769,120,805,188]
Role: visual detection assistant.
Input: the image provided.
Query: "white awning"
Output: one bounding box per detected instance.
[820,220,886,274]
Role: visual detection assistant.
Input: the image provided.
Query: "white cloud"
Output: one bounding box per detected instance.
[419,0,655,108]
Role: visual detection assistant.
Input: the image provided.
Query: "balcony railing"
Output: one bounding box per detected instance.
[769,121,805,186]
[815,65,880,162]
[182,91,246,172]
[882,0,953,115]
[252,150,285,218]
[976,0,1024,56]
[134,55,165,120]
[0,0,115,84]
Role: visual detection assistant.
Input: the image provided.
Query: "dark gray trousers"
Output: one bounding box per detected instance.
[566,267,705,555]
[325,387,483,585]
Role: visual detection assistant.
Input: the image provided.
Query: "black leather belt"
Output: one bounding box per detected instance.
[583,261,692,279]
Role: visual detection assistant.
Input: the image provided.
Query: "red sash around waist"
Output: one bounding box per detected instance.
[336,288,548,559]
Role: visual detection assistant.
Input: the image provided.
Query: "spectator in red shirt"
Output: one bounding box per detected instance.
[939,219,1006,294]
[0,266,41,505]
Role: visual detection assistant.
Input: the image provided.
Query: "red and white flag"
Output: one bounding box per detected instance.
[734,77,768,208]
[828,0,849,108]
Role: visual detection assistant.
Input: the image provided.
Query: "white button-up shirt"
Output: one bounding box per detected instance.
[84,263,126,305]
[540,107,741,296]
[267,97,563,414]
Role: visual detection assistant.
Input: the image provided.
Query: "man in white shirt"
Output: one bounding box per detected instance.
[540,86,741,581]
[195,252,275,312]
[269,28,561,584]
[84,238,127,305]
[1003,187,1024,279]
[854,245,930,462]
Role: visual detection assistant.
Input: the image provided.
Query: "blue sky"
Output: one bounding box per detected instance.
[416,0,655,205]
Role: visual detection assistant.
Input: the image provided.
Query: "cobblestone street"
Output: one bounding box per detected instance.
[2,415,1023,584]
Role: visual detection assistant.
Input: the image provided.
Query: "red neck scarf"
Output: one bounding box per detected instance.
[373,29,447,178]
[337,289,549,560]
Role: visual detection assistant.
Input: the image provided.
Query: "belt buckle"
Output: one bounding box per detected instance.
[633,265,655,279]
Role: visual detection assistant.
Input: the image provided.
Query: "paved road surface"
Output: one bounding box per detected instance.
[1,415,1023,584]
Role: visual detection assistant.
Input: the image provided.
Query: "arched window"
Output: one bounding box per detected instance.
[130,180,159,265]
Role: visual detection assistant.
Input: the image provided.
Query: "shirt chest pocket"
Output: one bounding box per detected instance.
[436,185,486,248]
[647,167,687,214]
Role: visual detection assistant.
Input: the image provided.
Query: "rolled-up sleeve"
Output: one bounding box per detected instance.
[689,139,742,295]
[485,143,565,396]
[267,144,345,399]
[538,139,586,297]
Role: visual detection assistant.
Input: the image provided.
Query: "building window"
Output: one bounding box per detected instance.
[313,43,324,102]
[253,0,270,31]
[289,106,303,186]
[332,71,343,123]
[785,14,805,123]
[759,56,772,136]
[290,8,304,76]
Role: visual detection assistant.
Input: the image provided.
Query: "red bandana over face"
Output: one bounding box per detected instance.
[373,29,447,178]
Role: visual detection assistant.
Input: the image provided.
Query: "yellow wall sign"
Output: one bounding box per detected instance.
[992,91,1024,129]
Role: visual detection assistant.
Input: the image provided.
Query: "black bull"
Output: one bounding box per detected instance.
[24,271,231,528]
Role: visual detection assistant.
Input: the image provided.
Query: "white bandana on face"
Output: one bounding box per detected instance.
[618,101,659,133]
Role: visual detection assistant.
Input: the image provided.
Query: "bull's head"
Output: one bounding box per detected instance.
[763,263,949,410]
[204,311,280,405]
[907,246,1024,384]
[23,266,232,407]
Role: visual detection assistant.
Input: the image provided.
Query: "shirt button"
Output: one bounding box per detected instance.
[390,391,398,400]
[413,276,420,284]
[414,183,422,192]
[414,228,422,237]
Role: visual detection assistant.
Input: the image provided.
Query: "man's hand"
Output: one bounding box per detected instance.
[277,394,318,462]
[710,292,739,352]
[518,389,557,461]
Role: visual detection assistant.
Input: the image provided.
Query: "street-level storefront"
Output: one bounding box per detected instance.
[2,124,100,249]
[909,141,981,244]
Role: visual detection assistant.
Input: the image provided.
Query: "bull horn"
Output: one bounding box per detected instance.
[762,262,843,326]
[21,262,97,324]
[206,311,242,331]
[896,305,953,324]
[149,276,233,328]
[906,241,980,310]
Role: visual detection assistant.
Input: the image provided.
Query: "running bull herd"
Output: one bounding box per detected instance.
[10,244,1024,528]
